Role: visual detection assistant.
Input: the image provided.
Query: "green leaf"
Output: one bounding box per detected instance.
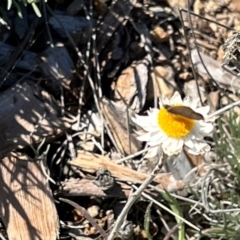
[162,191,185,240]
[144,201,153,240]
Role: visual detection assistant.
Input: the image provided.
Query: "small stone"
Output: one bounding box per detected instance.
[150,26,169,44]
[87,205,100,218]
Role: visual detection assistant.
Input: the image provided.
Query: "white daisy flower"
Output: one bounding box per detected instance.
[132,92,213,157]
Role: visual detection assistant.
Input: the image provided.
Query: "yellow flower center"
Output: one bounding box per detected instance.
[158,106,195,138]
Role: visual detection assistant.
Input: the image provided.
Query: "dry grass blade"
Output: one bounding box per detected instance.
[96,0,136,53]
[0,19,38,86]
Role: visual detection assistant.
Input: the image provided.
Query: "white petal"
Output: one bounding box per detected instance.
[190,121,213,140]
[198,122,213,134]
[132,115,150,127]
[183,95,190,105]
[160,95,170,107]
[148,109,160,128]
[149,108,159,116]
[132,113,159,132]
[201,143,211,152]
[190,123,205,140]
[169,92,183,105]
[184,139,194,149]
[136,128,165,143]
[136,131,153,141]
[144,146,160,158]
[164,144,182,155]
[175,139,184,150]
[159,99,164,108]
[148,131,167,146]
[132,92,213,158]
[184,96,199,108]
[186,141,211,155]
[162,138,172,149]
[161,138,183,156]
[195,105,210,116]
[167,139,184,155]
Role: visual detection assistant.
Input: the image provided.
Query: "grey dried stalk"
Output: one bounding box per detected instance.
[223,30,240,70]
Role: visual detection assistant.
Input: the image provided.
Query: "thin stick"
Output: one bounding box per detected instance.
[179,8,203,105]
[42,0,65,116]
[207,100,240,119]
[59,198,108,239]
[141,191,200,232]
[46,4,119,154]
[116,145,157,163]
[163,221,183,240]
[107,153,166,240]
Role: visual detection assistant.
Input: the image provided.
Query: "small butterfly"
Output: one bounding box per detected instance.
[164,105,204,120]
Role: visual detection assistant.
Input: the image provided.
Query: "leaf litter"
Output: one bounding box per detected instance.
[0,0,240,239]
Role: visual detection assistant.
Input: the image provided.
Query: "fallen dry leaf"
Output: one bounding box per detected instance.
[111,59,149,113]
[208,90,220,113]
[101,97,141,156]
[148,65,176,100]
[191,49,240,90]
[184,79,207,104]
[184,150,206,175]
